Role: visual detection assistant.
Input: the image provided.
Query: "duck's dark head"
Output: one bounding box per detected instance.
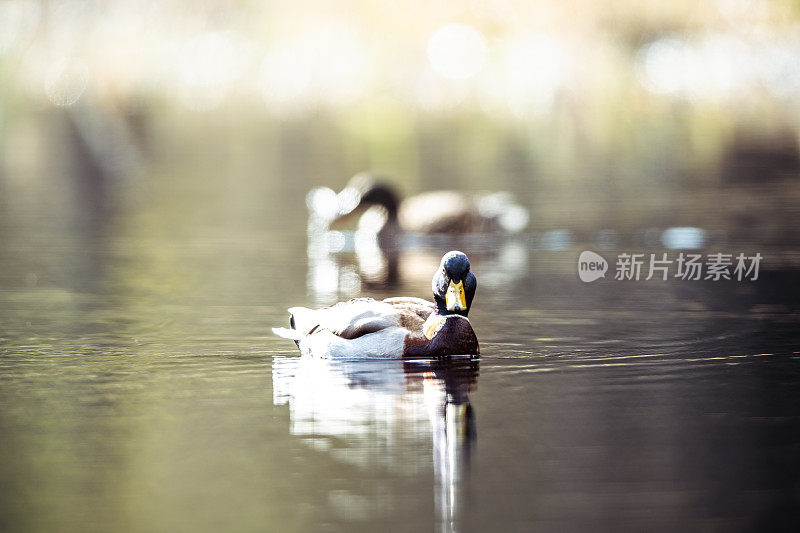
[432,251,477,316]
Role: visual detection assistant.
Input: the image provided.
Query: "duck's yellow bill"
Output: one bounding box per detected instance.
[446,280,467,311]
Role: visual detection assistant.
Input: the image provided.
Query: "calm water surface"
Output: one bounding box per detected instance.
[1,166,799,532]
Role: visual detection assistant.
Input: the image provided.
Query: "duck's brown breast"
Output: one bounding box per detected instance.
[403,315,479,357]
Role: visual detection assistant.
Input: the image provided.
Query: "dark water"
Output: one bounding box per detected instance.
[1,137,800,532]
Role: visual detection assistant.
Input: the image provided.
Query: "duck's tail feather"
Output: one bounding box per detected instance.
[273,309,307,348]
[272,327,300,341]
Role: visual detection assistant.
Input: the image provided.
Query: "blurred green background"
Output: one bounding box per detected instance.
[1,0,799,239]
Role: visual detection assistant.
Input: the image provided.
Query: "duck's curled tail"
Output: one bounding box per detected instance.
[272,313,301,347]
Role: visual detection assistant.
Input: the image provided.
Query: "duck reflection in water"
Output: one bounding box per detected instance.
[272,356,479,530]
[305,172,531,302]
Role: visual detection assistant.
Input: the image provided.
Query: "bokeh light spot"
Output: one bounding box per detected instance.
[427,23,488,80]
[177,31,252,111]
[45,59,88,107]
[636,37,695,95]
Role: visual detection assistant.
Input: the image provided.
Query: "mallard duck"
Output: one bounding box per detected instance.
[273,251,479,357]
[310,173,529,237]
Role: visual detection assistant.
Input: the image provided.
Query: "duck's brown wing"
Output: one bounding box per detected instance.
[381,297,434,334]
[289,297,435,339]
[289,297,434,345]
[290,298,400,340]
[382,297,434,317]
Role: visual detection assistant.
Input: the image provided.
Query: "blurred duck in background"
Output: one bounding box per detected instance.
[310,172,529,240]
